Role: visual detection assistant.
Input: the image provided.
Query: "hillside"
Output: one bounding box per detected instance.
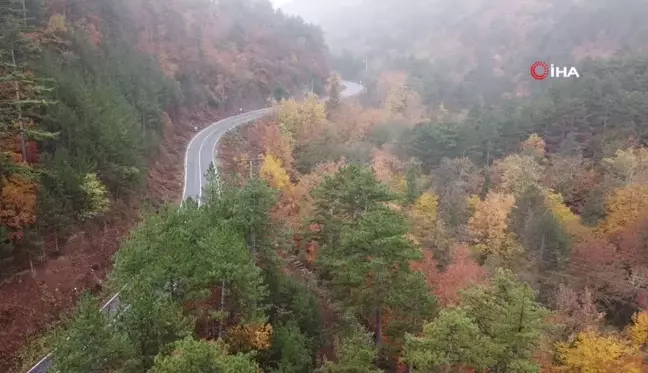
[284,0,648,108]
[0,0,328,370]
[11,0,648,372]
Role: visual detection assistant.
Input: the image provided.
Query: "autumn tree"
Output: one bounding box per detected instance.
[410,191,439,243]
[600,183,648,235]
[276,93,327,141]
[602,147,648,186]
[468,191,519,261]
[553,285,605,342]
[411,245,487,307]
[627,311,648,348]
[521,133,546,160]
[491,154,544,197]
[260,153,291,190]
[554,331,643,373]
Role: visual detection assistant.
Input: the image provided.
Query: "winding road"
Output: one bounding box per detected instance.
[182,80,364,204]
[26,80,363,373]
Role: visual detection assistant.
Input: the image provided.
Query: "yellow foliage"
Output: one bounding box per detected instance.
[47,14,68,34]
[602,147,648,185]
[260,153,291,190]
[546,191,591,240]
[600,183,648,234]
[410,192,439,242]
[554,331,642,373]
[275,94,326,139]
[521,133,546,159]
[627,311,648,348]
[80,173,110,220]
[468,192,517,257]
[376,71,425,123]
[226,323,273,353]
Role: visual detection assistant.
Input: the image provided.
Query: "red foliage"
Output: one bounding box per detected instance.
[411,245,487,307]
[567,236,634,305]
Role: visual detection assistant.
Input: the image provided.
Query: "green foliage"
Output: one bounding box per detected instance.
[262,256,324,356]
[149,337,259,373]
[509,187,572,294]
[401,121,467,171]
[51,176,277,371]
[311,164,395,246]
[460,268,550,372]
[319,204,435,345]
[266,321,313,373]
[204,178,277,253]
[405,269,549,373]
[115,291,194,370]
[37,35,176,196]
[50,294,133,373]
[316,324,383,373]
[113,203,266,320]
[405,308,494,372]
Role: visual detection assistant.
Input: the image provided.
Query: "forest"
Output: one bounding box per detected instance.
[43,58,648,371]
[7,0,648,371]
[0,0,328,370]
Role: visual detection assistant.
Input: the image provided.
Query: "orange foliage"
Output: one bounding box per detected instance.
[372,147,405,187]
[247,118,294,174]
[329,101,385,143]
[225,323,273,353]
[411,245,487,307]
[0,175,39,240]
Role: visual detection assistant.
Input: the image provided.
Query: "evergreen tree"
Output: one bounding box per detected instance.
[311,165,395,247]
[50,294,133,373]
[319,205,435,354]
[405,269,549,373]
[316,323,383,373]
[149,337,259,373]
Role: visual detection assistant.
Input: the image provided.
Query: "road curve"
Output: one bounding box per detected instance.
[26,80,363,373]
[182,80,364,204]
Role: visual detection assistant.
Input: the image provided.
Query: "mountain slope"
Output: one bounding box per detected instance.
[0,0,329,370]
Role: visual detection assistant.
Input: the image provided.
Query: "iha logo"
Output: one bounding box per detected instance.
[530,61,580,80]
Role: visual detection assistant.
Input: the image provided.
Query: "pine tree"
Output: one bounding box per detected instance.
[0,0,54,164]
[319,205,435,355]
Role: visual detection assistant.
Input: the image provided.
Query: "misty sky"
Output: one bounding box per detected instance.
[270,0,291,8]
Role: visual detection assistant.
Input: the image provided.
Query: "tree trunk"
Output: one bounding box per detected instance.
[375,306,382,359]
[11,49,27,163]
[21,0,27,24]
[218,279,226,339]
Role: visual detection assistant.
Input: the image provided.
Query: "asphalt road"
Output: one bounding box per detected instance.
[26,80,363,373]
[182,80,364,204]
